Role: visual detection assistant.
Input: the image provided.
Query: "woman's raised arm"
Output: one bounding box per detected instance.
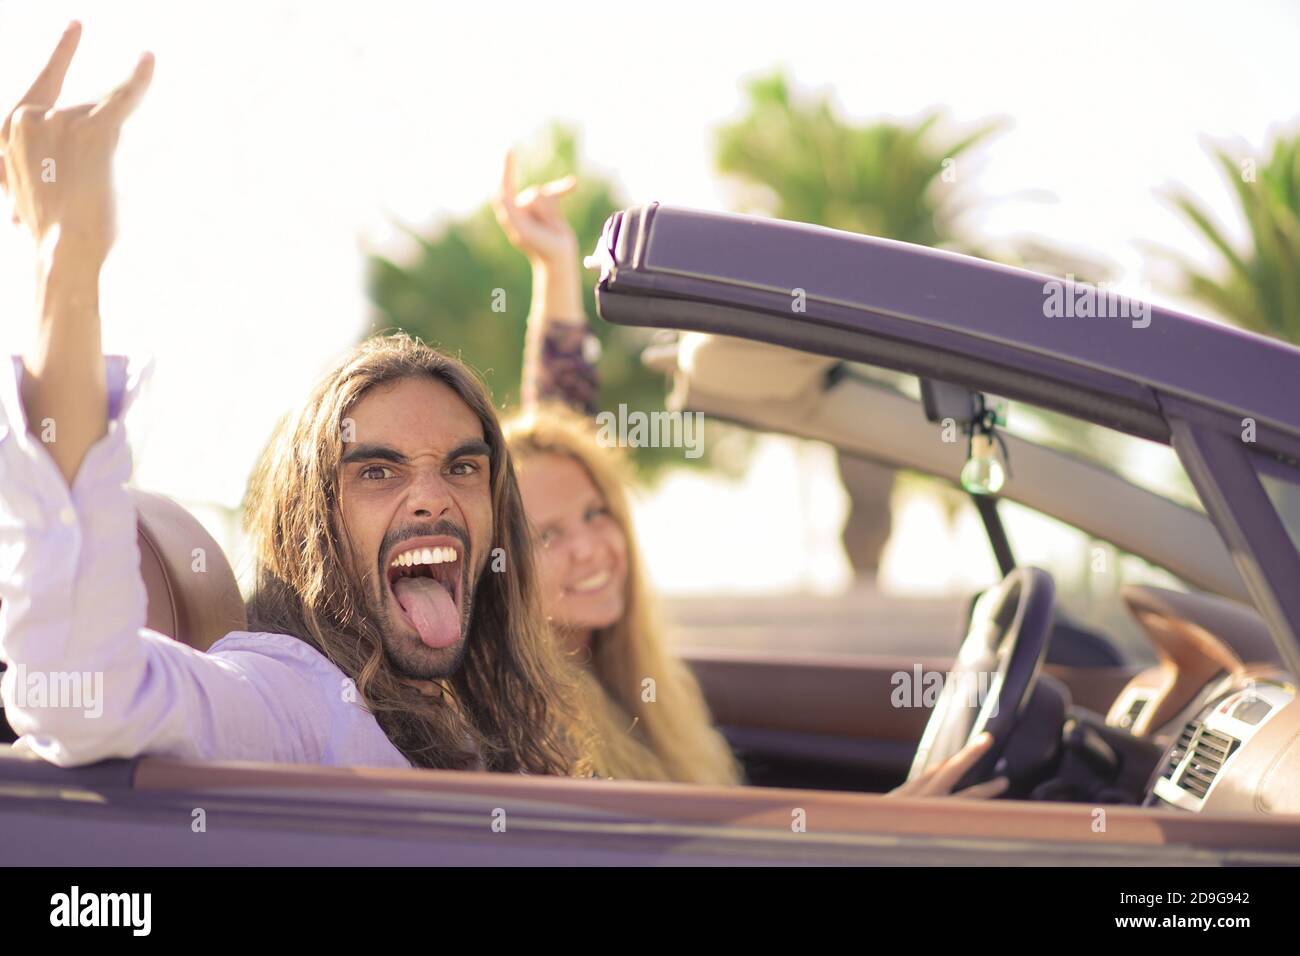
[492,151,599,415]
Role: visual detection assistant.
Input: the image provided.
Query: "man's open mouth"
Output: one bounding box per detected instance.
[386,539,464,649]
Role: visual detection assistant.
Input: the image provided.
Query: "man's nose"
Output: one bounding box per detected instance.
[406,468,453,519]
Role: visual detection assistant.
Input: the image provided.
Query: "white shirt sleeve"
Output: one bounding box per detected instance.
[0,355,406,768]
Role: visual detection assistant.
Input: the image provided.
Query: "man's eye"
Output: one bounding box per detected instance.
[360,465,394,480]
[449,460,482,477]
[585,506,609,522]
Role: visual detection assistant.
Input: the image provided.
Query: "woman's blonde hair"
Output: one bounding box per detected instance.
[504,403,742,785]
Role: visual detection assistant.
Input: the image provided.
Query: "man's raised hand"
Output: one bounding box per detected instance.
[1,21,153,267]
[2,22,155,486]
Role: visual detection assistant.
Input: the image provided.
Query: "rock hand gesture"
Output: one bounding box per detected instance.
[0,21,153,484]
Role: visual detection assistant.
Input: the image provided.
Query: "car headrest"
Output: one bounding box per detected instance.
[132,489,246,652]
[677,333,835,402]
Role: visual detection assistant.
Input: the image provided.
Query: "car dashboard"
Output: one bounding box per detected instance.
[1106,585,1300,816]
[1146,678,1296,812]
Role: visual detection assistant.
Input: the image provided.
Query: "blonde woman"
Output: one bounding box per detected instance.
[490,153,738,784]
[506,403,742,784]
[491,154,1008,798]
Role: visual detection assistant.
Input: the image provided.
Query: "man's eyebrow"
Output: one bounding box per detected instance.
[446,439,491,462]
[340,444,409,466]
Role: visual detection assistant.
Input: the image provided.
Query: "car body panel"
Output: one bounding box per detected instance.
[2,750,1299,865]
[684,648,1139,789]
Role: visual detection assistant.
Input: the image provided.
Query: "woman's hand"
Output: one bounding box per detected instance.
[492,150,579,269]
[887,732,1011,799]
[493,149,589,402]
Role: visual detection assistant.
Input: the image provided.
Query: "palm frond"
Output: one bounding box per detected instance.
[1166,130,1300,343]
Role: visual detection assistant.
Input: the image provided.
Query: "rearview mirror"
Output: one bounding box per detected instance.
[920,379,982,426]
[920,379,1010,495]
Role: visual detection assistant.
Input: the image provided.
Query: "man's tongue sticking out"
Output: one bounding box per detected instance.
[393,577,459,649]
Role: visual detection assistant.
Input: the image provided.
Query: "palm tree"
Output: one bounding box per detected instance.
[716,73,1005,251]
[366,125,699,475]
[714,73,1009,576]
[1166,131,1300,343]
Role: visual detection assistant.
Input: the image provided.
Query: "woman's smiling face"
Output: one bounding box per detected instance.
[516,452,628,639]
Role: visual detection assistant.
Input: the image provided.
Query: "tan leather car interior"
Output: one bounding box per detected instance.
[132,489,245,652]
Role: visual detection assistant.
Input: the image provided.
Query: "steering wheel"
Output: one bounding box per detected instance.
[906,566,1056,788]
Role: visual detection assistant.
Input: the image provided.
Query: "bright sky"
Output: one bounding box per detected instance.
[2,0,1297,594]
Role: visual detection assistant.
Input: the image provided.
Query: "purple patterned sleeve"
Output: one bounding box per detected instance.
[523,320,600,416]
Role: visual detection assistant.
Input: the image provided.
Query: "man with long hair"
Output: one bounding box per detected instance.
[0,25,582,774]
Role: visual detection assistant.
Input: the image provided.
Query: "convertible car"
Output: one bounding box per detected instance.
[2,204,1299,865]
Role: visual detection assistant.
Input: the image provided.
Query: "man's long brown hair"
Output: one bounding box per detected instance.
[243,332,586,774]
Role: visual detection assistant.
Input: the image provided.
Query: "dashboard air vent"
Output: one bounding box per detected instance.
[1162,720,1199,779]
[1179,728,1238,799]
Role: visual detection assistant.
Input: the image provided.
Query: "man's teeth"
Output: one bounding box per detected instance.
[390,546,458,568]
[571,570,611,592]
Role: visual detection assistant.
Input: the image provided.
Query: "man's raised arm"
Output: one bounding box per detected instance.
[1,22,151,484]
[0,25,387,769]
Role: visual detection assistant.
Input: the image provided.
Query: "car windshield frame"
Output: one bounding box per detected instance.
[593,203,1300,673]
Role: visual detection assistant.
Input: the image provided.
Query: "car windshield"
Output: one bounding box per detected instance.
[842,361,1204,513]
[996,496,1184,664]
[821,363,1204,661]
[1000,404,1203,513]
[1256,456,1300,558]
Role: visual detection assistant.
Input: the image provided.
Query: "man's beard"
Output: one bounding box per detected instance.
[367,520,478,680]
